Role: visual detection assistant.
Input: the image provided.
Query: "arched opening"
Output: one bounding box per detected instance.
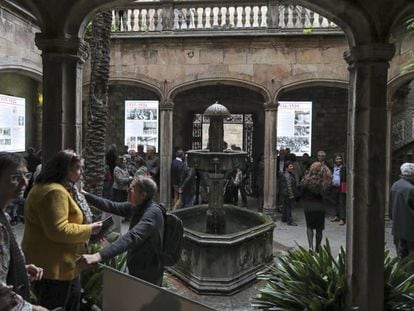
[0,70,43,151]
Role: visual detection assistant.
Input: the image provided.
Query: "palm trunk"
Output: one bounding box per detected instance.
[83,11,112,195]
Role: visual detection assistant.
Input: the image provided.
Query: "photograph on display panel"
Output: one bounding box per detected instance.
[125,100,159,152]
[0,94,26,152]
[277,101,312,156]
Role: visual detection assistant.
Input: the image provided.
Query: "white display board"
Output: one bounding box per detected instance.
[125,100,159,152]
[103,266,215,311]
[277,101,312,156]
[0,94,25,152]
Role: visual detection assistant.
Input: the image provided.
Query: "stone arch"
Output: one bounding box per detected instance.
[0,66,42,82]
[168,78,272,106]
[82,77,163,99]
[109,78,163,101]
[274,79,348,103]
[388,71,414,104]
[274,79,349,157]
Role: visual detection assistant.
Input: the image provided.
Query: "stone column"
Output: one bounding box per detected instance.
[35,35,88,163]
[159,100,173,208]
[263,101,278,215]
[344,43,395,311]
[384,100,393,219]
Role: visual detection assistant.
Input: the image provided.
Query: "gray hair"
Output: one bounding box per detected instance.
[400,162,414,177]
[134,176,157,199]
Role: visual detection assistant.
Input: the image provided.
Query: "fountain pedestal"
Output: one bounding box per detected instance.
[167,102,275,294]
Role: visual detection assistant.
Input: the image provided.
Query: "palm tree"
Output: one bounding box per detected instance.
[83,11,112,195]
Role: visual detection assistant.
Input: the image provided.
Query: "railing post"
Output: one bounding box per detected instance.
[160,0,174,31]
[267,0,280,29]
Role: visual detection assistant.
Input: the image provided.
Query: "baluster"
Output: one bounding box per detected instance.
[130,9,135,31]
[176,9,182,29]
[173,8,179,30]
[190,8,197,29]
[309,11,315,27]
[137,9,142,31]
[161,2,173,31]
[148,9,153,31]
[300,7,306,28]
[228,7,234,28]
[179,9,185,29]
[154,9,159,31]
[195,7,201,28]
[267,2,279,29]
[183,8,190,29]
[217,6,222,27]
[260,6,267,27]
[283,6,289,27]
[112,10,117,31]
[146,10,151,30]
[203,8,211,28]
[182,8,188,29]
[115,10,121,31]
[122,10,127,31]
[292,6,298,27]
[251,6,256,27]
[225,7,230,28]
[318,13,323,27]
[258,6,263,27]
[240,6,246,28]
[254,6,259,27]
[209,7,214,27]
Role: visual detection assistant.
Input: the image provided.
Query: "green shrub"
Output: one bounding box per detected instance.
[251,241,414,310]
[81,233,128,308]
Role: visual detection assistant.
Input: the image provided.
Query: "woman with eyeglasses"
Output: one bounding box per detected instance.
[0,152,47,310]
[22,150,102,311]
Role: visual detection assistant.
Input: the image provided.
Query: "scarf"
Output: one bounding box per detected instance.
[0,210,30,301]
[63,180,93,224]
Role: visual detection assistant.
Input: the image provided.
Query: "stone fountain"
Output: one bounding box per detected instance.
[168,102,275,295]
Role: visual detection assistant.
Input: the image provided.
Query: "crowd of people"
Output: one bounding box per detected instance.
[1,143,413,309]
[276,148,346,252]
[0,145,165,310]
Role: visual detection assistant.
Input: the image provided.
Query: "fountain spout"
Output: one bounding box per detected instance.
[186,102,246,234]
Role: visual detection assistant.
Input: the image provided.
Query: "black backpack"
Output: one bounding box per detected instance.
[159,204,184,266]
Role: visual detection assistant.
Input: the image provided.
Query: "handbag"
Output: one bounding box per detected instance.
[340,181,347,193]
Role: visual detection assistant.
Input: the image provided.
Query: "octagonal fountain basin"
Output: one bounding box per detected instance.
[168,205,275,295]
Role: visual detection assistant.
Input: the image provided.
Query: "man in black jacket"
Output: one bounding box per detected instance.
[390,162,414,270]
[77,176,165,286]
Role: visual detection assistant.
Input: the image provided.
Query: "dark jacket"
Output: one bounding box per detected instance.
[171,158,184,187]
[390,176,414,242]
[84,193,165,285]
[180,162,196,195]
[280,171,299,199]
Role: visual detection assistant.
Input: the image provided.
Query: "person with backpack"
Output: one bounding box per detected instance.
[76,176,166,286]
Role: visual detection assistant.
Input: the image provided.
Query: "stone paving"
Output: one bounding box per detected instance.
[12,198,395,311]
[161,199,396,311]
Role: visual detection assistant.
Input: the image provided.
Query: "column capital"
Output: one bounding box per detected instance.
[35,34,89,63]
[264,101,278,111]
[344,43,395,65]
[159,100,174,111]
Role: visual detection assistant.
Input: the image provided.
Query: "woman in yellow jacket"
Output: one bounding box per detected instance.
[22,150,102,311]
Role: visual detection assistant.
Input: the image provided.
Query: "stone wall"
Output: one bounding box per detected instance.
[389,31,414,82]
[0,7,42,77]
[82,35,350,98]
[82,84,159,150]
[0,73,42,150]
[279,86,348,161]
[392,80,414,151]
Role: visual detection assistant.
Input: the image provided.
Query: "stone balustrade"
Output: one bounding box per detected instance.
[111,0,338,34]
